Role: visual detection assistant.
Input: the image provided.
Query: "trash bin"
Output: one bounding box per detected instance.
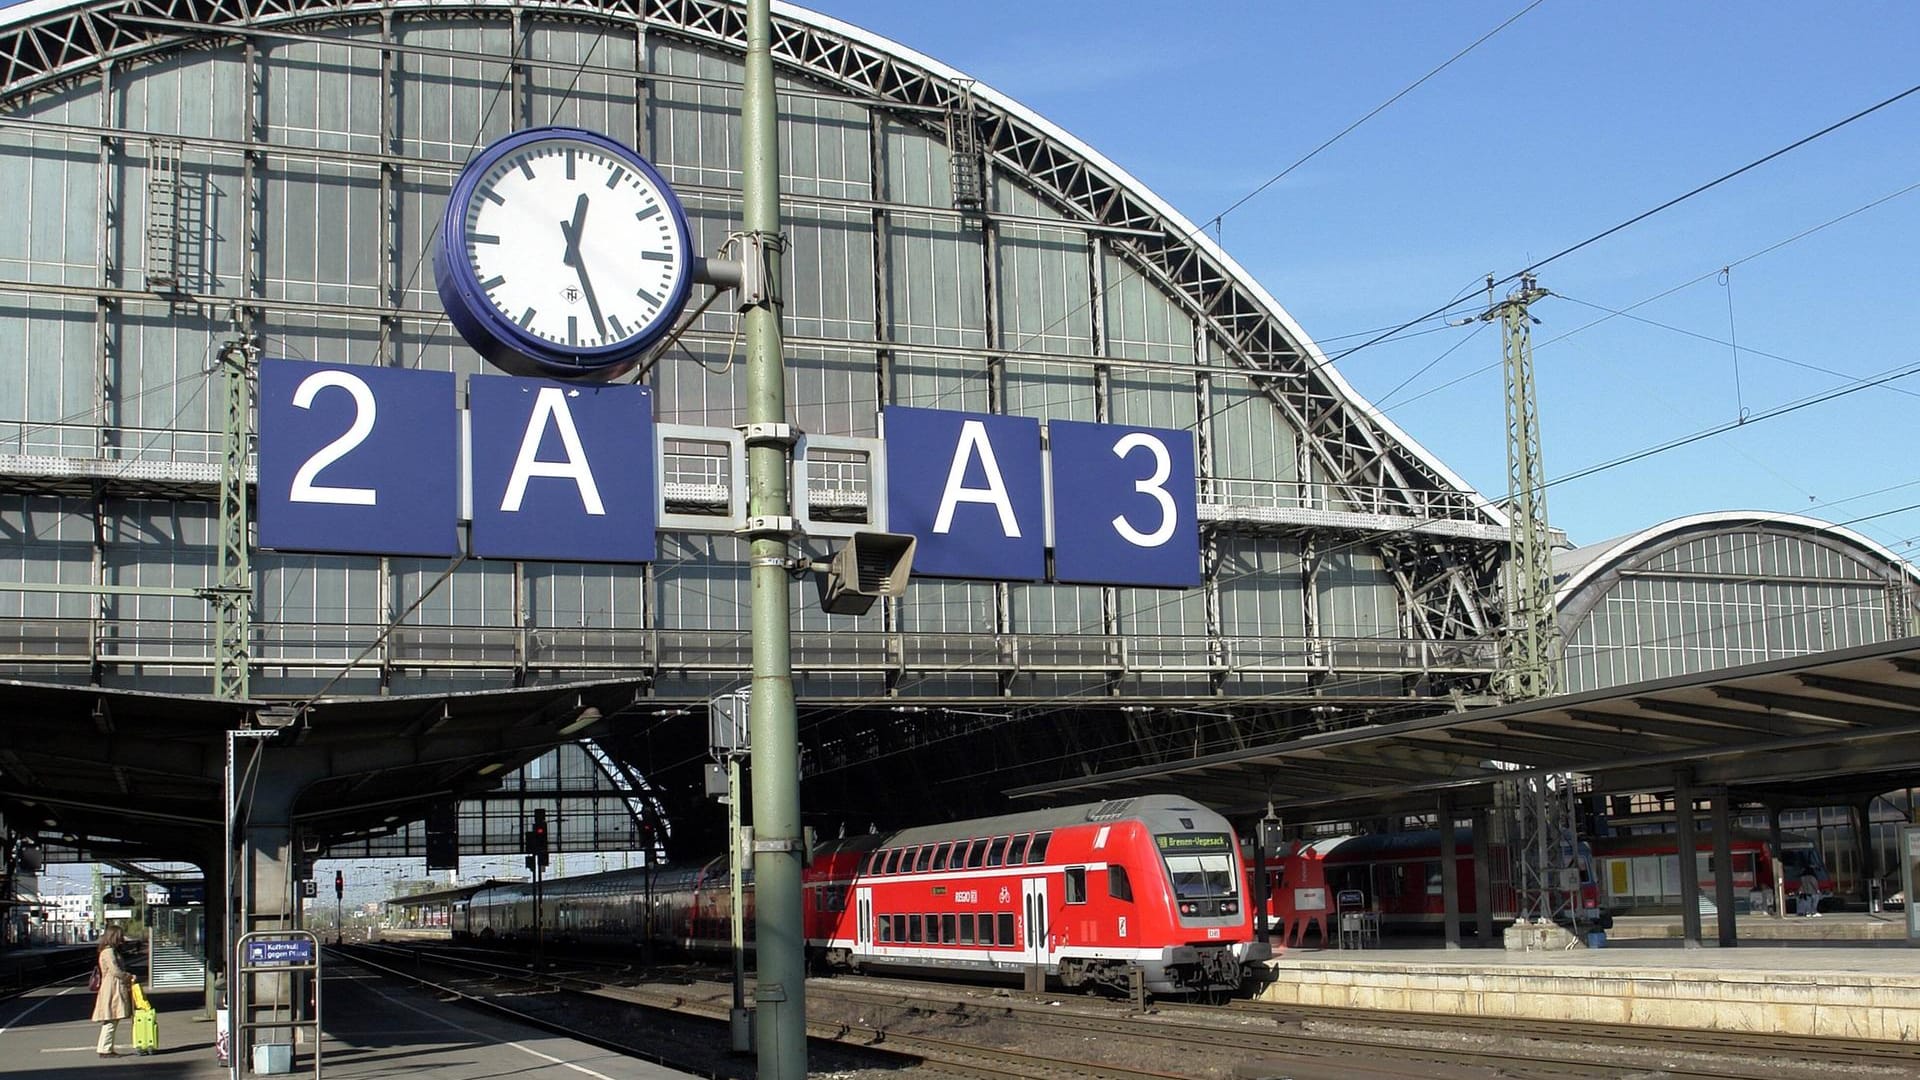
[1585,930,1606,948]
[253,1042,291,1075]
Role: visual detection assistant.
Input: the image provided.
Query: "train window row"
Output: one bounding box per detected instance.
[865,831,1053,876]
[875,910,1018,947]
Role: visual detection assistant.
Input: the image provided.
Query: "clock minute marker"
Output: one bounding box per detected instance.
[479,275,505,291]
[469,233,500,245]
[518,157,535,180]
[479,186,504,205]
[519,307,537,328]
[641,251,672,261]
[606,166,626,190]
[566,148,576,179]
[635,286,661,307]
[634,204,660,222]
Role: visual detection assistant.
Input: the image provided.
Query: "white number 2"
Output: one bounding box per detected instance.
[288,370,378,506]
[1109,432,1176,547]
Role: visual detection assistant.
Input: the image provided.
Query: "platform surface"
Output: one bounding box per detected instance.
[0,957,694,1079]
[1259,916,1920,1040]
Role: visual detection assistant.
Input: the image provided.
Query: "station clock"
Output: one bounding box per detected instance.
[434,126,694,380]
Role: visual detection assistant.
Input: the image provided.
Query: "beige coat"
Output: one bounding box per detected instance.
[90,946,133,1022]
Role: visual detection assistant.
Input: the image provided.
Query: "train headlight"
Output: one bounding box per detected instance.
[1180,903,1195,915]
[1221,901,1238,915]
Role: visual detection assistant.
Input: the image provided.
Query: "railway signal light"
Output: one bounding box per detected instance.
[528,808,550,869]
[334,870,344,900]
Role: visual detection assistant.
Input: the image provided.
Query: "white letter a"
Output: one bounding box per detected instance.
[932,420,1020,537]
[501,388,606,515]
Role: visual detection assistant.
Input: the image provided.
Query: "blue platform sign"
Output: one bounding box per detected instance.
[1048,420,1200,588]
[245,938,314,966]
[467,375,656,562]
[257,361,460,557]
[884,406,1045,581]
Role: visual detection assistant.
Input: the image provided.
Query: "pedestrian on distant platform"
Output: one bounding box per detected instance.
[1797,869,1821,917]
[90,926,135,1056]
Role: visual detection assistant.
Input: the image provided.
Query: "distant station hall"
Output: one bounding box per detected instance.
[0,0,1918,1075]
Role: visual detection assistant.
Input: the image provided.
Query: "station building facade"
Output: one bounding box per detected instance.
[0,0,1526,859]
[0,0,1913,884]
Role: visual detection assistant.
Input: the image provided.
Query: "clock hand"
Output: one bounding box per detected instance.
[559,201,608,342]
[560,193,589,268]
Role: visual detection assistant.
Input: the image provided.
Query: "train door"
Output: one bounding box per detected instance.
[1021,876,1050,967]
[855,887,873,953]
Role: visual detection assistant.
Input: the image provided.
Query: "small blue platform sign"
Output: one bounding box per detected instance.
[245,938,314,966]
[1048,420,1200,587]
[257,360,461,557]
[883,406,1045,581]
[467,376,657,563]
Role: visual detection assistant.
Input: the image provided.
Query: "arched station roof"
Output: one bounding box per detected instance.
[1555,510,1920,604]
[0,0,1500,531]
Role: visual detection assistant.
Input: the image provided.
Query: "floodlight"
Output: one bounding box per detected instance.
[814,530,917,615]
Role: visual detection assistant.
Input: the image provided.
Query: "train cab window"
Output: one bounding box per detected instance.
[940,914,956,943]
[891,914,906,942]
[959,912,976,944]
[1064,866,1088,904]
[1007,835,1031,864]
[931,843,951,871]
[913,846,933,872]
[908,914,923,943]
[997,913,1015,947]
[1028,832,1052,863]
[1108,866,1133,902]
[966,839,988,869]
[878,915,892,943]
[986,836,1009,867]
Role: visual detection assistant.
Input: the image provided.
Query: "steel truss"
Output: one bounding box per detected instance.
[0,0,1505,678]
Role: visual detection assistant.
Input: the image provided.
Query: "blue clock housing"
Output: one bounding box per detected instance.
[435,126,695,381]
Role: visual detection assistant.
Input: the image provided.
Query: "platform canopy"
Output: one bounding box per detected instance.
[0,677,646,861]
[1009,636,1920,823]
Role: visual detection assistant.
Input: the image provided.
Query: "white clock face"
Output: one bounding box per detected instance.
[460,137,687,351]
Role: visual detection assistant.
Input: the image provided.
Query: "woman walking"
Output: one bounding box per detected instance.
[91,927,135,1056]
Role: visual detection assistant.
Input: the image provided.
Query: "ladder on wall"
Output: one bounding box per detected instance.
[145,138,182,290]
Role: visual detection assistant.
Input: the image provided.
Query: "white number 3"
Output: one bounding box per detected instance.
[288,370,378,506]
[1110,432,1175,547]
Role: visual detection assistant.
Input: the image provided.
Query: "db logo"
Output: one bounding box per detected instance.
[998,886,1011,904]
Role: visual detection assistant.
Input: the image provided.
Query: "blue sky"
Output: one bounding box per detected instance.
[813,1,1920,554]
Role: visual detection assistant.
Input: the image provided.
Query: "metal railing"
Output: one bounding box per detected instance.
[0,614,1498,683]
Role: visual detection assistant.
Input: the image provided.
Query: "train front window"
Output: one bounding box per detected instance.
[1157,832,1239,899]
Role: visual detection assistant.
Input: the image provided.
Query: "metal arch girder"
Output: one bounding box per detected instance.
[1,0,1491,529]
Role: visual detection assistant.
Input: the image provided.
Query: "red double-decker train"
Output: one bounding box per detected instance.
[463,794,1267,994]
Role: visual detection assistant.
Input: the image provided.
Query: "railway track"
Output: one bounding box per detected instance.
[358,942,1914,1079]
[339,942,1187,1079]
[0,947,109,1004]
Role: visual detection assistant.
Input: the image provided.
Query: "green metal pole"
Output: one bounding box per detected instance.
[741,1,807,1076]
